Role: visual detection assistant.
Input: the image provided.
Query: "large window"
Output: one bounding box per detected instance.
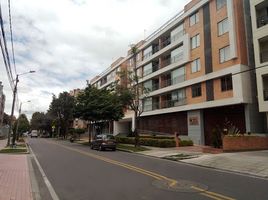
[221,75,233,91]
[191,58,201,73]
[191,34,200,49]
[143,63,152,76]
[171,67,185,84]
[143,97,152,111]
[216,0,226,10]
[172,89,186,106]
[192,83,202,97]
[143,46,152,60]
[171,24,184,42]
[171,46,183,63]
[218,18,228,36]
[219,46,230,63]
[189,12,199,26]
[144,80,152,92]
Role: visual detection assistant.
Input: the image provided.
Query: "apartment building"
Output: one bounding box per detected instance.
[0,82,5,127]
[90,0,265,145]
[250,0,268,131]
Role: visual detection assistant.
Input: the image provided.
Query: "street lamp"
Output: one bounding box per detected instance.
[15,100,31,141]
[7,70,36,147]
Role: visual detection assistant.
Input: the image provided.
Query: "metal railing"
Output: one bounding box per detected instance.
[257,15,268,28]
[143,64,159,77]
[143,102,160,111]
[260,49,268,63]
[161,98,187,109]
[171,29,185,43]
[161,53,183,68]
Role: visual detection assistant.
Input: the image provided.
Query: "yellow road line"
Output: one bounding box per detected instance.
[44,140,236,200]
[191,186,236,200]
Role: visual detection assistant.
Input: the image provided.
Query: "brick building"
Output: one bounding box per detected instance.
[90,0,266,145]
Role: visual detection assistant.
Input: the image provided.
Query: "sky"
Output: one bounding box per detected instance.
[0,0,190,119]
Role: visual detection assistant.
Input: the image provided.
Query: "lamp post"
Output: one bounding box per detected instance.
[15,100,31,141]
[7,70,35,147]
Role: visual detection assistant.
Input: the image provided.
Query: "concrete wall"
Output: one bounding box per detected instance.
[187,110,204,145]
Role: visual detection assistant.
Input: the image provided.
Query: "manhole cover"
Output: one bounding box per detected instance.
[152,179,208,193]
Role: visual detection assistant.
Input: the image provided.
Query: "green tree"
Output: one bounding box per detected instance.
[74,85,125,140]
[3,112,11,125]
[116,46,149,146]
[13,114,30,138]
[48,92,75,138]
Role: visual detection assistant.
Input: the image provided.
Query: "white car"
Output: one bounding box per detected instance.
[30,130,38,138]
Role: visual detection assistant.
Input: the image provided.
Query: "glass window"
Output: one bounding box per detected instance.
[192,83,202,97]
[218,18,228,36]
[221,75,233,91]
[191,58,201,73]
[172,89,186,101]
[143,97,152,111]
[190,12,199,26]
[143,46,152,60]
[143,63,152,76]
[171,24,184,42]
[171,46,183,63]
[171,66,185,84]
[191,34,200,49]
[144,80,152,92]
[219,46,230,63]
[216,0,226,10]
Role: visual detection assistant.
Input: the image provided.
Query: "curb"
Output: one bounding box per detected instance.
[116,148,134,153]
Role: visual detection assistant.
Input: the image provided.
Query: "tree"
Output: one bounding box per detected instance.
[116,46,149,146]
[74,85,125,140]
[3,112,11,125]
[13,114,30,138]
[48,92,75,138]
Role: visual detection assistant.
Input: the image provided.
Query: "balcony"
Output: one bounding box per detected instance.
[161,98,187,109]
[143,102,159,112]
[260,49,268,63]
[257,15,268,28]
[170,30,185,43]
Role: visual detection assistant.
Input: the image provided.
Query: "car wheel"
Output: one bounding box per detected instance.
[90,144,94,149]
[99,145,103,151]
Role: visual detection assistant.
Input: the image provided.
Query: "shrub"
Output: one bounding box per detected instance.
[179,140,193,146]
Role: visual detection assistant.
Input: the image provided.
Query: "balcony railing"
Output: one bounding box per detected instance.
[143,102,160,111]
[161,53,183,68]
[161,37,171,49]
[264,90,268,101]
[170,29,185,43]
[257,15,268,28]
[143,64,159,77]
[161,98,187,109]
[260,49,268,63]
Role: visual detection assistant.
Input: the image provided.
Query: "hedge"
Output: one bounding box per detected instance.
[115,136,193,148]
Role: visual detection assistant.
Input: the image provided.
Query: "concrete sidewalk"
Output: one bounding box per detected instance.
[0,139,33,200]
[138,146,268,179]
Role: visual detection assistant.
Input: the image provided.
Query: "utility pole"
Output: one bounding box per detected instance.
[7,74,18,147]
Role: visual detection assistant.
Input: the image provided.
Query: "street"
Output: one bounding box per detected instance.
[28,138,268,200]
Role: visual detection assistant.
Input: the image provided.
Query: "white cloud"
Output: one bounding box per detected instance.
[0,0,190,119]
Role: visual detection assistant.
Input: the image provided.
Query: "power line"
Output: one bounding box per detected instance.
[0,2,14,90]
[8,0,17,74]
[232,64,268,76]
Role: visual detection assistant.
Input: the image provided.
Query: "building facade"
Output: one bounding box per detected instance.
[90,0,265,145]
[0,82,5,127]
[250,0,268,131]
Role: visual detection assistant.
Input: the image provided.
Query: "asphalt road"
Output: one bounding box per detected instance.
[28,138,268,200]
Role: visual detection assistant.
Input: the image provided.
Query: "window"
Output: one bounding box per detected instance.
[144,80,152,92]
[143,97,152,111]
[191,34,200,49]
[171,46,183,63]
[172,89,186,103]
[171,67,185,84]
[191,58,201,73]
[190,12,199,26]
[216,0,226,10]
[219,46,230,63]
[218,18,228,36]
[143,63,152,76]
[192,83,202,97]
[221,75,233,91]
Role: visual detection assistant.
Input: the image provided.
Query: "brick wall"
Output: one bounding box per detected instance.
[223,136,268,151]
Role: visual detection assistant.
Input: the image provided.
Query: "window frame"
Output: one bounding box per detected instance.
[189,11,199,26]
[221,75,233,91]
[219,45,230,63]
[191,58,201,73]
[218,18,228,36]
[191,83,202,98]
[191,34,200,49]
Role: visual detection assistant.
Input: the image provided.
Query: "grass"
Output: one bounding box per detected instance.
[117,143,150,152]
[0,148,28,154]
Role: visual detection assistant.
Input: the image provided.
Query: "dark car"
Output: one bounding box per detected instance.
[90,134,116,151]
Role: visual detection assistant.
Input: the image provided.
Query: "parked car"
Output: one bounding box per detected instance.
[90,134,116,151]
[30,130,38,138]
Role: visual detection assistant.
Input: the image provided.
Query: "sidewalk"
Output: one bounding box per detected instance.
[0,139,33,200]
[137,145,268,178]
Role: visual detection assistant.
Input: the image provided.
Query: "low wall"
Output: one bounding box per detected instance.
[223,135,268,152]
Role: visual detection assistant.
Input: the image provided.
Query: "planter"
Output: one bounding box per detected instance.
[223,135,268,152]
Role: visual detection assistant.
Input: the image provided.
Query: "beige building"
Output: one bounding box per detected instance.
[0,82,5,127]
[250,0,268,130]
[90,0,266,145]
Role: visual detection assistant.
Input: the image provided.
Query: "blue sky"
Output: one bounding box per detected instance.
[0,0,190,119]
